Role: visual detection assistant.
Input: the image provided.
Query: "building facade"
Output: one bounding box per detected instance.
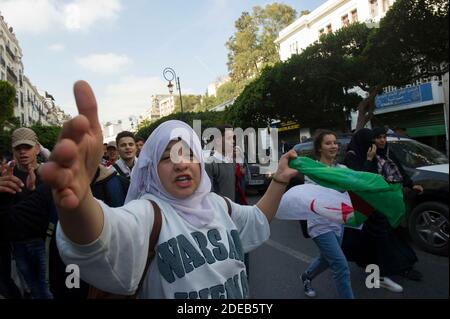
[1,12,70,128]
[102,121,124,143]
[207,76,230,97]
[159,95,176,118]
[276,0,394,61]
[23,76,45,126]
[275,0,448,154]
[1,14,25,121]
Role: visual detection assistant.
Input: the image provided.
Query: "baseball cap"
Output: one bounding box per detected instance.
[12,127,38,148]
[107,141,117,149]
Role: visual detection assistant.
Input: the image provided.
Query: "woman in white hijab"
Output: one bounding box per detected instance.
[40,81,298,299]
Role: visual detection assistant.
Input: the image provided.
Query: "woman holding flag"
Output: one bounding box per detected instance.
[298,130,354,299]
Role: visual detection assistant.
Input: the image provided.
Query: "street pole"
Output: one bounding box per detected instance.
[177,76,183,113]
[163,67,183,113]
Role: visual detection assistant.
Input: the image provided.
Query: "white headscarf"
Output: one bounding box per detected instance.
[125,120,214,227]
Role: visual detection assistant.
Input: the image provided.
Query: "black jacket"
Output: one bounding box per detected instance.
[344,149,413,188]
[0,183,52,242]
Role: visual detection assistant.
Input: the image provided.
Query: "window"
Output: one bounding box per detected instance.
[319,28,325,36]
[369,0,378,17]
[351,9,358,22]
[290,41,299,54]
[326,24,332,33]
[341,14,349,27]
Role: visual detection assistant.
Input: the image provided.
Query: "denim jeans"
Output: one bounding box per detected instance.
[304,231,354,299]
[13,239,53,299]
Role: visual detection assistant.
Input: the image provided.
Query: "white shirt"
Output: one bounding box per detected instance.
[111,157,136,178]
[304,163,346,239]
[56,193,270,299]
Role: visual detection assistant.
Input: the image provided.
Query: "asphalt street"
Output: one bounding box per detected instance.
[246,194,449,299]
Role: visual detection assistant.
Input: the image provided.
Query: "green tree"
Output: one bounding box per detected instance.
[0,81,16,128]
[227,23,370,131]
[29,124,62,150]
[174,94,202,113]
[196,94,218,112]
[226,3,297,83]
[136,111,226,141]
[229,0,449,131]
[355,0,449,129]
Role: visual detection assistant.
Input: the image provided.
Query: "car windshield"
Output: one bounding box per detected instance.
[389,140,449,168]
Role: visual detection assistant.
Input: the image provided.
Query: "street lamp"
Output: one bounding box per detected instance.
[163,67,183,113]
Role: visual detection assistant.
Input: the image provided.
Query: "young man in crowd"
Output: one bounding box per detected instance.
[104,141,118,167]
[0,128,52,299]
[112,131,137,180]
[135,136,145,157]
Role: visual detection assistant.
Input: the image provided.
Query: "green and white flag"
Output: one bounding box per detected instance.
[276,157,406,228]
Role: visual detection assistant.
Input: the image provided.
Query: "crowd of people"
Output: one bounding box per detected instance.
[0,80,426,299]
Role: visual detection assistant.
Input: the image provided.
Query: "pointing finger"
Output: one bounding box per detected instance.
[73,81,101,134]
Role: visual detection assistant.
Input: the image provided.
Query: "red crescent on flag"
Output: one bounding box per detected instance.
[310,199,318,215]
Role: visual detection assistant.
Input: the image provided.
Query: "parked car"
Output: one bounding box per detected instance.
[291,135,449,256]
[246,163,272,194]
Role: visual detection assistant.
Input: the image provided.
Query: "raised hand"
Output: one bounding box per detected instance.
[1,159,15,177]
[367,144,377,161]
[0,160,24,194]
[273,149,299,184]
[40,81,103,210]
[26,164,36,191]
[256,150,299,222]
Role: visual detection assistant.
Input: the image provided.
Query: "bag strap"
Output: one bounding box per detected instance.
[221,195,232,217]
[132,200,162,297]
[113,163,128,179]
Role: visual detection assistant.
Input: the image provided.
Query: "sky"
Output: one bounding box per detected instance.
[0,0,325,125]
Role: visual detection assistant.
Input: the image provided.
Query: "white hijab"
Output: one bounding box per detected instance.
[125,120,214,227]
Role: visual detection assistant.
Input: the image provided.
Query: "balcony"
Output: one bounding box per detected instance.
[6,67,17,84]
[5,45,15,60]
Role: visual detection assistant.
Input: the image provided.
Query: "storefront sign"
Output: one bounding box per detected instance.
[274,120,300,132]
[375,83,433,109]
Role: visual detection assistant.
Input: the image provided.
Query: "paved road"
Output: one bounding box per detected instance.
[246,194,449,299]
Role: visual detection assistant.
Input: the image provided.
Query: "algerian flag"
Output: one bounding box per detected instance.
[276,157,406,228]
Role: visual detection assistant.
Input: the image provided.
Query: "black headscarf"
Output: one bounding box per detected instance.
[372,127,388,157]
[346,128,374,160]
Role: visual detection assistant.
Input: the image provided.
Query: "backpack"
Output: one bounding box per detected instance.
[87,196,232,299]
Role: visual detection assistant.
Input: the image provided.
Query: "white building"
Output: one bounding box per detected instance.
[275,0,448,153]
[159,95,176,118]
[146,95,166,121]
[276,0,394,61]
[1,12,70,128]
[102,121,124,143]
[1,13,25,122]
[23,76,45,126]
[207,76,230,97]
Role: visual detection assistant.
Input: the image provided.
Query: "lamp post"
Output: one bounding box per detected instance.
[163,67,183,113]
